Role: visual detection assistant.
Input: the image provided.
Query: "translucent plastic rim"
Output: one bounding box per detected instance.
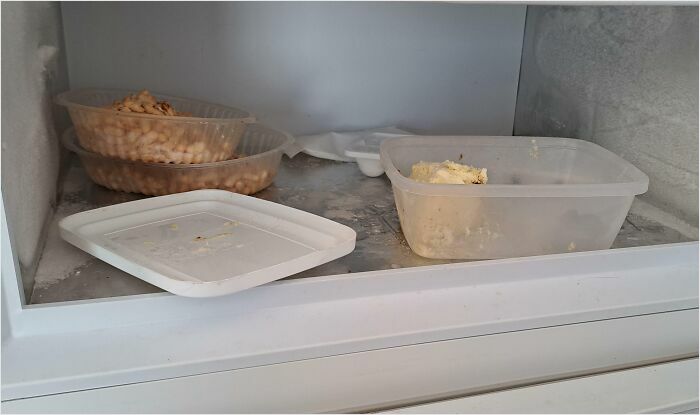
[55,88,256,124]
[380,136,649,198]
[62,125,293,169]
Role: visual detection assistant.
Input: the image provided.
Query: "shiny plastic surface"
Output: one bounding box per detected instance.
[380,135,649,259]
[63,124,291,196]
[57,89,255,163]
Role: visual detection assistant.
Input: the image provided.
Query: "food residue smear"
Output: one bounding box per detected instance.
[192,232,233,242]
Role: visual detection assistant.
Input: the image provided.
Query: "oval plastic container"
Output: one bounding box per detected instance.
[63,124,292,196]
[56,89,255,164]
[380,136,649,259]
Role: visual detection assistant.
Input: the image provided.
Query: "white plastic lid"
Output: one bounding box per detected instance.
[59,190,357,297]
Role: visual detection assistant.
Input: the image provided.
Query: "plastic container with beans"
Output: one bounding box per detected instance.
[56,89,255,164]
[63,124,293,196]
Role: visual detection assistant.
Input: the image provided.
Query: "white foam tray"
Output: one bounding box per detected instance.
[59,190,357,297]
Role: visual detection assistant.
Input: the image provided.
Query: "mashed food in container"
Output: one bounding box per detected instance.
[400,160,489,258]
[409,160,488,184]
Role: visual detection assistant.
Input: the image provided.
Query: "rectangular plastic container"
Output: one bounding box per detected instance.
[380,136,649,259]
[63,124,292,196]
[56,89,255,164]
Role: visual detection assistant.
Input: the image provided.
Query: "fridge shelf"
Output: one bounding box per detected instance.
[29,153,695,304]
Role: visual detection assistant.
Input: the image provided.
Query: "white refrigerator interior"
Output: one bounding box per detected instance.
[1,2,698,413]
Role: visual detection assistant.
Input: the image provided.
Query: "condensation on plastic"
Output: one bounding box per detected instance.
[380,135,649,259]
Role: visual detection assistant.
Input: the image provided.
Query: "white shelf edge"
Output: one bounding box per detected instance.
[4,197,698,403]
[1,243,697,401]
[12,241,699,336]
[2,312,697,412]
[384,358,699,414]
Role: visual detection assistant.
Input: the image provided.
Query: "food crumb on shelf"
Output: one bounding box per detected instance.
[530,139,539,159]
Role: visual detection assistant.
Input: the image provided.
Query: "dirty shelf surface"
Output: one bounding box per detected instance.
[30,154,694,304]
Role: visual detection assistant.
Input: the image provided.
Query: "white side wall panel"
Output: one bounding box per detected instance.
[0,2,70,298]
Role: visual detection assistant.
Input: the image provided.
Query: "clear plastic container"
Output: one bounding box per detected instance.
[380,136,649,259]
[63,124,292,196]
[56,89,255,164]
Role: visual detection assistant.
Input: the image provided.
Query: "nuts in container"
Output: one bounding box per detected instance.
[56,89,255,164]
[62,124,293,196]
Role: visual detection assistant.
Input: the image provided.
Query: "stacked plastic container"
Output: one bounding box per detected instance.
[57,89,292,196]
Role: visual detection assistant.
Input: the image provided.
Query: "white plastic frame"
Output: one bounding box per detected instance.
[2,193,698,407]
